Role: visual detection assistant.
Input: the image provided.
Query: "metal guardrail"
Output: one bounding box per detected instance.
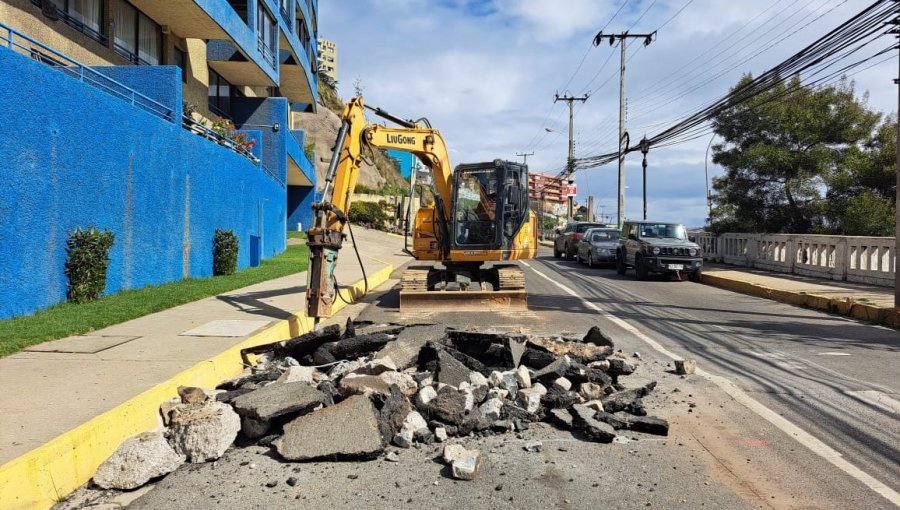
[257,39,276,69]
[694,232,896,287]
[182,116,259,163]
[1,21,175,123]
[182,116,284,188]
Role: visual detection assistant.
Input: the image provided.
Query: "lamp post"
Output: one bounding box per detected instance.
[640,137,649,221]
[704,134,715,224]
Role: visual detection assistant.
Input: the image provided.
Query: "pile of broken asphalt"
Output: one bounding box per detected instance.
[83,320,675,494]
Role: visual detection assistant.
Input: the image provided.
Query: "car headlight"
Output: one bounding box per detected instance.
[651,247,660,255]
[689,248,698,256]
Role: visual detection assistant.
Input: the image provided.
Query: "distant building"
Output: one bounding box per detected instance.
[317,38,337,81]
[528,173,575,208]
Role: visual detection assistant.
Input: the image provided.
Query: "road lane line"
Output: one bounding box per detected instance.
[522,260,900,507]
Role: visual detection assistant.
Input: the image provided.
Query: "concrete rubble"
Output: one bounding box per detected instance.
[92,321,673,490]
[92,432,184,490]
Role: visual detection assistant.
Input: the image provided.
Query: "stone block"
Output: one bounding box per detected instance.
[168,401,241,462]
[479,398,504,421]
[451,450,483,481]
[675,359,696,375]
[275,366,317,385]
[93,432,184,489]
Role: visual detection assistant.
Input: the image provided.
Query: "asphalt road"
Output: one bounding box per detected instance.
[521,250,899,508]
[83,249,898,510]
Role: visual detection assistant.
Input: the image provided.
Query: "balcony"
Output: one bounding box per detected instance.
[128,0,279,85]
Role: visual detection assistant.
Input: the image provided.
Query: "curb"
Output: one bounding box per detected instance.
[701,272,900,328]
[0,264,394,510]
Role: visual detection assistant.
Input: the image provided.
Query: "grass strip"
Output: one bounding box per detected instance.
[0,244,308,358]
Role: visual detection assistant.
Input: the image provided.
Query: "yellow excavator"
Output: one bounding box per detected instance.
[305,97,537,319]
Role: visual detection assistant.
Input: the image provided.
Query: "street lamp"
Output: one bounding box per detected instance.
[639,137,650,221]
[704,135,715,224]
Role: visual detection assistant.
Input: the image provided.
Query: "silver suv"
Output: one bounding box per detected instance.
[616,221,702,281]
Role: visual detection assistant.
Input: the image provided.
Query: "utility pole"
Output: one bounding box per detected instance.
[587,195,595,222]
[593,31,655,228]
[515,151,534,165]
[554,92,589,220]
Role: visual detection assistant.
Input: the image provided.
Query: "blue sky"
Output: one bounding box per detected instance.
[319,0,898,228]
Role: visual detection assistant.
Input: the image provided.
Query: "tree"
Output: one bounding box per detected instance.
[825,118,896,236]
[709,74,880,234]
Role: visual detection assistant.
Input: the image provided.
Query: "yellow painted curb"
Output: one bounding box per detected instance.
[0,264,394,510]
[701,273,900,328]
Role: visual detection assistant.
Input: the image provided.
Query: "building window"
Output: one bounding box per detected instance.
[113,0,161,65]
[174,47,187,83]
[227,0,248,23]
[208,68,243,117]
[37,0,106,43]
[256,3,276,67]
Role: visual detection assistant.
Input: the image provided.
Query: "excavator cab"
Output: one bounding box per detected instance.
[451,160,530,253]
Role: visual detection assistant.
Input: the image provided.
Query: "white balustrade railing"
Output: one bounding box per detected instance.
[693,232,896,287]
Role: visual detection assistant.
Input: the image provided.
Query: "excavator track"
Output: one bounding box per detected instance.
[399,264,528,313]
[495,264,526,290]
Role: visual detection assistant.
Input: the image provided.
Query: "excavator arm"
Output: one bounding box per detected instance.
[305,97,455,319]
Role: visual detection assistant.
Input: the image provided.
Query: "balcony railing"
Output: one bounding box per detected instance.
[257,38,276,68]
[1,22,175,123]
[112,43,156,66]
[280,5,292,30]
[29,0,107,45]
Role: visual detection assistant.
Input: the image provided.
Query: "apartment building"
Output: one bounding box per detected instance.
[317,37,336,81]
[0,0,321,318]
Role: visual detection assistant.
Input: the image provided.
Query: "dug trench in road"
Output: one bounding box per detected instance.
[525,251,900,509]
[118,274,759,510]
[106,256,895,510]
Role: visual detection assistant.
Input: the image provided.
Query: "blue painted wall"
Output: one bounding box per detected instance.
[285,129,316,231]
[0,48,287,319]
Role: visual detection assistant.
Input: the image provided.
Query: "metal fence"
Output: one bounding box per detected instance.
[1,22,175,123]
[693,232,896,287]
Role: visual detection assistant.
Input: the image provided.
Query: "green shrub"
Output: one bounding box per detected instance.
[64,227,115,303]
[213,229,239,276]
[348,201,388,229]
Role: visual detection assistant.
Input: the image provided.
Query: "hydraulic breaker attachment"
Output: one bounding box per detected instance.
[305,227,345,319]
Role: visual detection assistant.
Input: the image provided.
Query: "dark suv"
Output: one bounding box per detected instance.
[553,221,605,260]
[616,221,702,281]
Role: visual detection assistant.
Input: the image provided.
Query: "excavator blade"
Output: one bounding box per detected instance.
[399,289,528,313]
[398,264,528,312]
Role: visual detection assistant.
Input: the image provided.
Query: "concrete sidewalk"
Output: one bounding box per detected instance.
[0,228,410,509]
[702,264,899,327]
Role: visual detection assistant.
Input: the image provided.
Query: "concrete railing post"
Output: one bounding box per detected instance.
[787,235,796,275]
[836,237,848,281]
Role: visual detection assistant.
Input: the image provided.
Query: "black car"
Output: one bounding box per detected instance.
[576,228,621,267]
[616,221,702,281]
[553,222,605,260]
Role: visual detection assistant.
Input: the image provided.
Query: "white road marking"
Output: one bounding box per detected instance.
[846,391,900,414]
[522,260,900,507]
[819,352,852,356]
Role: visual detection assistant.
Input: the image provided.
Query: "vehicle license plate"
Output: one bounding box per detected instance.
[668,264,684,270]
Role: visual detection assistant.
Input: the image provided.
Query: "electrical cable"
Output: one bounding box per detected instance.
[332,220,368,305]
[569,0,896,171]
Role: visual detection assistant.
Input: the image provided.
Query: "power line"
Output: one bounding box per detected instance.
[570,0,896,172]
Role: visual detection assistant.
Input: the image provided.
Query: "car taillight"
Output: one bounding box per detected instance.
[572,233,582,241]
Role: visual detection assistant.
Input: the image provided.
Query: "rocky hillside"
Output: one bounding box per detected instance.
[294,79,405,191]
